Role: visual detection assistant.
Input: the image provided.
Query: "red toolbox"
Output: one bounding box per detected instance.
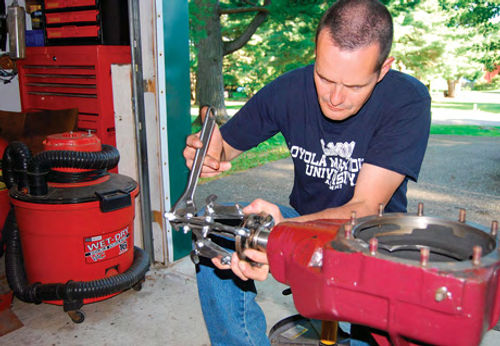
[16,45,131,148]
[42,0,129,45]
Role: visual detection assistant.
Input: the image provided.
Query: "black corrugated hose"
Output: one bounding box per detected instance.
[3,208,150,304]
[1,141,32,190]
[1,141,120,196]
[28,144,120,195]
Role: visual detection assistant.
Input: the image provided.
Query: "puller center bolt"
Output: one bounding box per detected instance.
[378,204,384,217]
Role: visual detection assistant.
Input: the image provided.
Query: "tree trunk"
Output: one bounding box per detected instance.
[193,0,229,124]
[192,0,270,125]
[445,79,458,98]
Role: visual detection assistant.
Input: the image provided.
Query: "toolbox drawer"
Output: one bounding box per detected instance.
[42,0,128,45]
[44,0,97,10]
[24,93,99,113]
[45,10,99,25]
[46,25,100,39]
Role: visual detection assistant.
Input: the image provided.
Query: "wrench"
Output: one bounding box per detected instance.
[165,106,274,265]
[169,106,217,218]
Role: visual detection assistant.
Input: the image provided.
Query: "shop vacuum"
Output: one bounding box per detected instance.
[1,131,150,323]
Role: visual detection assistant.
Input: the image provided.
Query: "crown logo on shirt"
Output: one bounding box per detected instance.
[320,139,355,159]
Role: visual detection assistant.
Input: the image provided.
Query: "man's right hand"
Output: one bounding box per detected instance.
[183,106,233,177]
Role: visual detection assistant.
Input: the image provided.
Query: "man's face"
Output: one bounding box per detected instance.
[314,29,393,121]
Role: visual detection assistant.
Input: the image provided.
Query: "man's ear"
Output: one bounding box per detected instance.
[377,56,395,82]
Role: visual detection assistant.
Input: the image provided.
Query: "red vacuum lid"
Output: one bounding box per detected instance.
[43,131,101,152]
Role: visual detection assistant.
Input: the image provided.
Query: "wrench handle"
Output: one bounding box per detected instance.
[184,107,217,201]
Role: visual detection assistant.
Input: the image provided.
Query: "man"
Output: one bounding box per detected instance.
[184,0,431,344]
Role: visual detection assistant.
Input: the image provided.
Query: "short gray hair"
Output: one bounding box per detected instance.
[316,0,394,71]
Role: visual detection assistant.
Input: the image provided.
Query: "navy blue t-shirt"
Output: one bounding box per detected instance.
[221,65,431,215]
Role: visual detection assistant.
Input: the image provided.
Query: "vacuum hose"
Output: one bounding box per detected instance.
[3,208,150,304]
[1,141,120,195]
[1,141,32,191]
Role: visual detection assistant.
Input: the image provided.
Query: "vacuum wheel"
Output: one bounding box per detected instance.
[67,309,85,324]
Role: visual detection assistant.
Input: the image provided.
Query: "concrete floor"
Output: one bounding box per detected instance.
[0,256,297,345]
[1,135,499,345]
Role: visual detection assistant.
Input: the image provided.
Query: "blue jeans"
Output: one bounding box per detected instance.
[195,204,374,345]
[196,204,299,346]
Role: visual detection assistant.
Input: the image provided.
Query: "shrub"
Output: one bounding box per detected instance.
[472,75,500,91]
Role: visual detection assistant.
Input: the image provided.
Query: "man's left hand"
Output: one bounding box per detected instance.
[212,249,269,281]
[243,198,284,224]
[211,198,282,280]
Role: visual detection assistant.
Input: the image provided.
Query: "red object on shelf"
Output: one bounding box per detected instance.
[0,137,7,160]
[0,292,13,312]
[16,46,131,150]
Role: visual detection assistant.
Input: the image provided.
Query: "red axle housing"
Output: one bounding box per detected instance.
[267,217,500,346]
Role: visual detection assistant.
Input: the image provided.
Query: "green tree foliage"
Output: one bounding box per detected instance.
[390,1,446,84]
[190,0,498,106]
[389,0,484,95]
[389,0,497,96]
[438,0,499,71]
[223,0,329,96]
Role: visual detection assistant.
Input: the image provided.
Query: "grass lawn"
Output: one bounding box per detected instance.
[430,125,500,136]
[226,104,243,110]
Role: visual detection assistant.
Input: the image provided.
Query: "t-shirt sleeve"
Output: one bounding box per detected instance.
[364,97,431,182]
[220,83,282,152]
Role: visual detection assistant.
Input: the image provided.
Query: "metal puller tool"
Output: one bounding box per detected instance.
[166,106,274,265]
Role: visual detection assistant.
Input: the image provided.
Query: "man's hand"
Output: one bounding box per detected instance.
[212,249,270,281]
[243,199,284,225]
[210,198,285,281]
[183,106,232,177]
